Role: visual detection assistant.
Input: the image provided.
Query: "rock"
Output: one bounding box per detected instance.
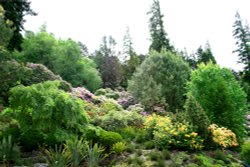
[33,163,48,167]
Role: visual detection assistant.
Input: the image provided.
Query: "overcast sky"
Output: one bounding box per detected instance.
[24,0,250,71]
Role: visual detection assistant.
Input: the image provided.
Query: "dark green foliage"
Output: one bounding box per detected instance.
[20,129,45,151]
[144,141,155,149]
[92,36,121,89]
[233,12,250,83]
[184,93,210,138]
[3,81,88,150]
[148,0,174,52]
[14,29,101,91]
[213,149,230,164]
[196,43,217,65]
[187,63,248,139]
[24,63,61,85]
[0,136,20,165]
[0,0,36,51]
[128,50,190,112]
[241,141,250,164]
[148,151,164,161]
[0,60,31,104]
[0,5,13,48]
[0,60,71,105]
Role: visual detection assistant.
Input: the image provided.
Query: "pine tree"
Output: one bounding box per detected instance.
[148,0,173,52]
[233,12,250,82]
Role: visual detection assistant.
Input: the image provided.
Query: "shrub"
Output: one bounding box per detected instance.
[20,129,45,151]
[186,63,248,139]
[184,93,210,138]
[144,114,204,150]
[71,87,94,102]
[194,154,213,167]
[95,110,144,132]
[127,104,145,114]
[0,113,20,143]
[208,124,238,149]
[0,60,72,105]
[144,141,155,149]
[213,149,230,164]
[0,136,20,165]
[117,91,136,109]
[119,126,136,140]
[95,88,120,99]
[0,60,31,104]
[99,130,123,148]
[111,142,126,154]
[85,126,123,148]
[241,141,250,164]
[4,81,88,150]
[128,50,190,112]
[99,98,123,113]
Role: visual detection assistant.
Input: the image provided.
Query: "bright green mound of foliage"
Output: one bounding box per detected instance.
[186,63,248,139]
[128,50,190,112]
[1,81,88,150]
[13,29,102,92]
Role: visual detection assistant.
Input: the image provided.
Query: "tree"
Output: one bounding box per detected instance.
[13,29,102,92]
[128,50,190,112]
[0,0,36,51]
[233,12,250,83]
[0,5,13,61]
[148,0,173,52]
[186,63,248,139]
[180,48,197,69]
[120,27,140,88]
[92,36,122,89]
[196,42,216,65]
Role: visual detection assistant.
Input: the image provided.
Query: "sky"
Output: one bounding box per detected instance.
[24,0,250,71]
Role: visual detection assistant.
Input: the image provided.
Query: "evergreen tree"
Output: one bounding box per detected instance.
[233,12,250,82]
[196,42,216,65]
[0,0,36,51]
[148,0,173,52]
[120,27,140,87]
[180,48,197,69]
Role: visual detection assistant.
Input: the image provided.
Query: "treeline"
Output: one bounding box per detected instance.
[0,0,249,100]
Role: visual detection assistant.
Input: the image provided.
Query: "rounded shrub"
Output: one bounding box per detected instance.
[128,50,190,112]
[99,130,123,148]
[187,63,248,139]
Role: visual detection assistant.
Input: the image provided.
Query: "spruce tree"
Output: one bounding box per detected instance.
[148,0,173,52]
[233,12,250,82]
[196,42,216,65]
